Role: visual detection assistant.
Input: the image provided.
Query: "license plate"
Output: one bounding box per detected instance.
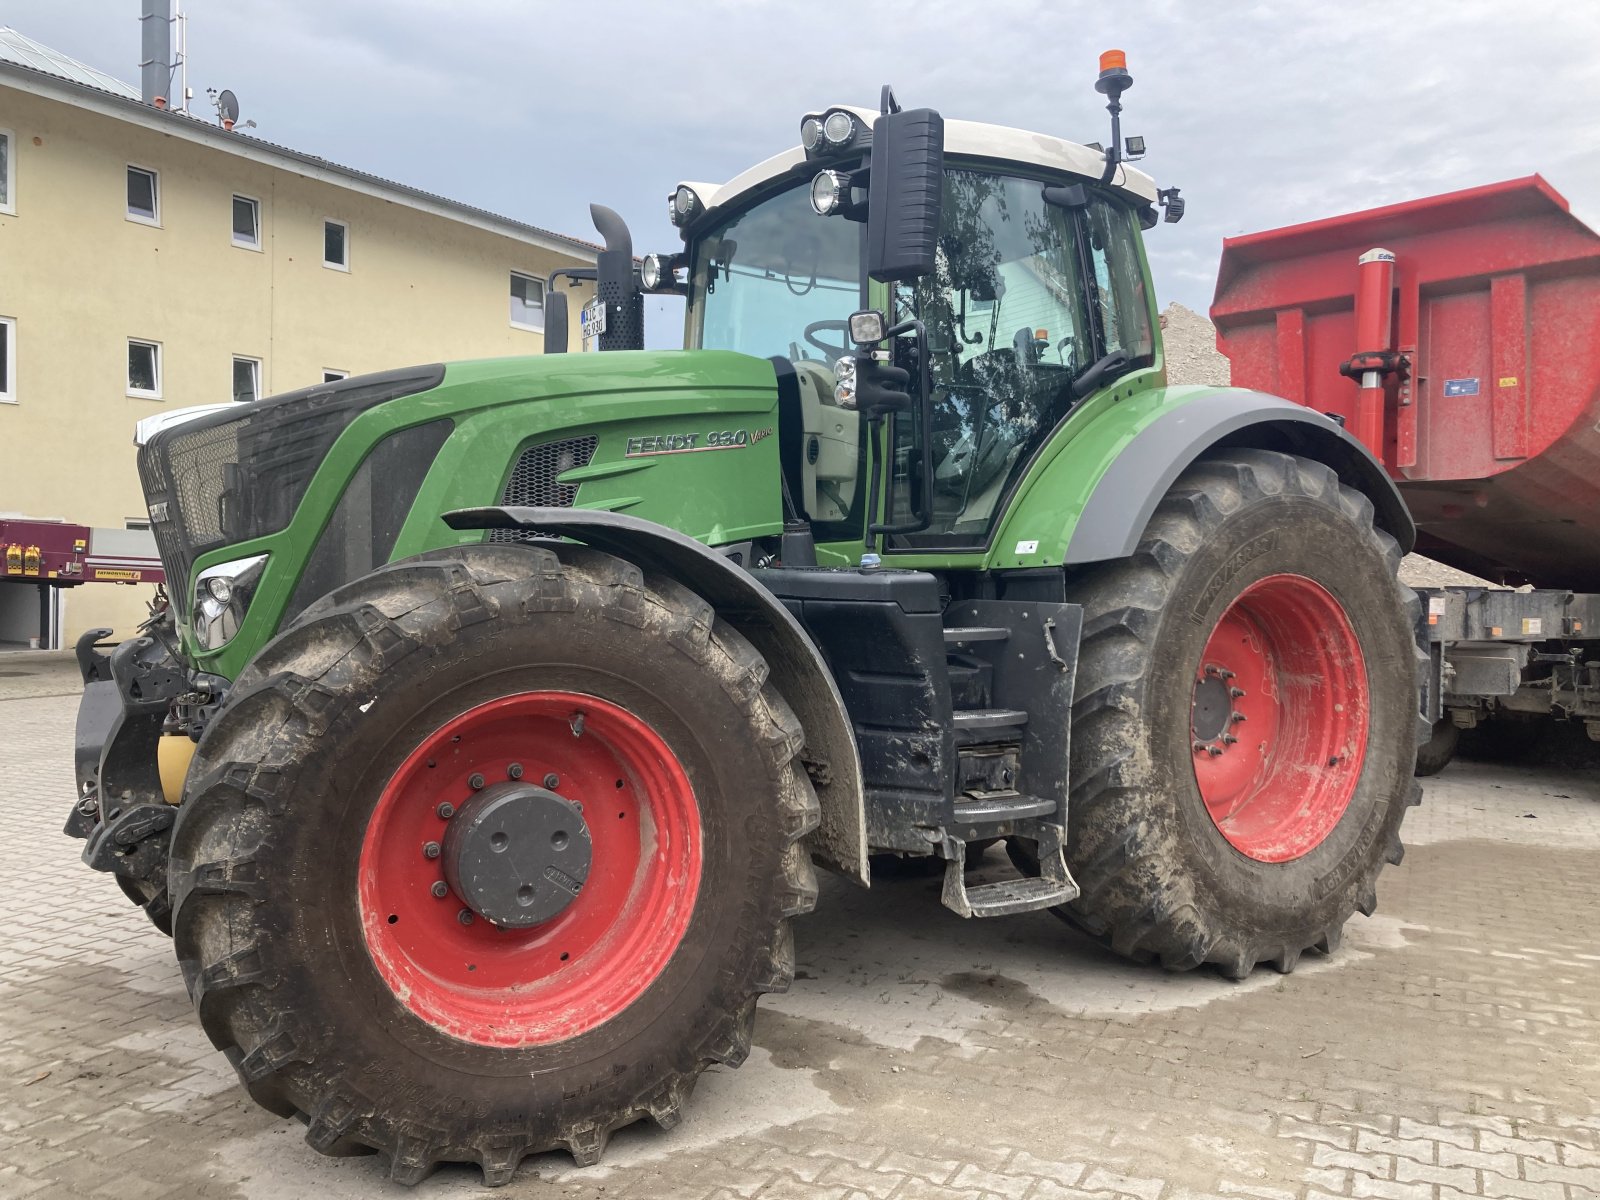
[580,299,607,341]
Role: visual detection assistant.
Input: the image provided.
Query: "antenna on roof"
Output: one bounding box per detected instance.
[206,87,254,132]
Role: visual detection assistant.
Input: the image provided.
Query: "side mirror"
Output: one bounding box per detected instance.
[544,290,569,355]
[866,107,944,283]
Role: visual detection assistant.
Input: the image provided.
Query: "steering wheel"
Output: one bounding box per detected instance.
[803,319,853,359]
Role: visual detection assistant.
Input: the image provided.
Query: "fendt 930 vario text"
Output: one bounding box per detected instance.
[69,56,1424,1184]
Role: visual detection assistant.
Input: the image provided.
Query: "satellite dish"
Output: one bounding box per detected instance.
[217,89,240,124]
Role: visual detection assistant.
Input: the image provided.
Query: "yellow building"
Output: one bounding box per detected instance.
[0,26,597,645]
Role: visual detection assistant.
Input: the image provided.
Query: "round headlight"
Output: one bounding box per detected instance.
[822,110,856,146]
[673,186,697,217]
[800,116,824,151]
[810,170,845,216]
[640,254,662,291]
[206,575,234,604]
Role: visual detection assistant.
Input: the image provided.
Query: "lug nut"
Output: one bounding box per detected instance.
[1207,746,1224,757]
[1230,687,1246,699]
[458,908,474,925]
[431,880,449,898]
[1219,669,1236,680]
[468,773,485,790]
[1192,741,1208,754]
[423,841,441,859]
[437,802,455,819]
[1223,734,1239,745]
[508,763,524,780]
[544,773,559,789]
[1204,665,1220,677]
[1230,711,1247,723]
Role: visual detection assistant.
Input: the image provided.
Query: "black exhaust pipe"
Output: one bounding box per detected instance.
[591,204,644,352]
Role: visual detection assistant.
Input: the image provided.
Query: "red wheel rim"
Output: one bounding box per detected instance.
[358,691,701,1047]
[1189,574,1369,863]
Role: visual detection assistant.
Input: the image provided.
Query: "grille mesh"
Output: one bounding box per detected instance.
[488,436,598,542]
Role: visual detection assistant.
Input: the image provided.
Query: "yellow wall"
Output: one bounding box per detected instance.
[0,84,594,642]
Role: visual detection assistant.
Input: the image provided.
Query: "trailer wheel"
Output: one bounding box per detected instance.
[1414,717,1460,777]
[168,544,818,1185]
[1060,449,1421,977]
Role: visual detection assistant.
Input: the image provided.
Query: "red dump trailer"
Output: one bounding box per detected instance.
[1213,176,1600,767]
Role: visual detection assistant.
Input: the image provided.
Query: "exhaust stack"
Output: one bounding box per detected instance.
[139,0,173,108]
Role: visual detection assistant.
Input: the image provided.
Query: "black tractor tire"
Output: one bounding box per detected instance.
[116,872,173,935]
[1414,717,1460,777]
[1056,448,1423,978]
[168,543,819,1186]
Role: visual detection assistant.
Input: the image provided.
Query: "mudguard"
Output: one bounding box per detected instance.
[444,505,870,885]
[1064,388,1415,565]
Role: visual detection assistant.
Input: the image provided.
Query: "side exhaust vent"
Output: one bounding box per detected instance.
[488,436,598,543]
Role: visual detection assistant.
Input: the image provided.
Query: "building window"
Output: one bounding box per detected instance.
[0,129,14,216]
[127,339,161,398]
[232,356,261,404]
[124,517,151,531]
[126,165,159,225]
[232,194,260,249]
[324,219,348,270]
[0,316,14,403]
[510,271,545,331]
[322,369,348,383]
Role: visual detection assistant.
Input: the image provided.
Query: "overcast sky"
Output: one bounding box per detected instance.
[8,0,1600,342]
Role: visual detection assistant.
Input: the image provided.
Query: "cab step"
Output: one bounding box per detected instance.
[951,708,1028,731]
[940,818,1078,919]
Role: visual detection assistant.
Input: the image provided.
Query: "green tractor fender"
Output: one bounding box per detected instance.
[445,505,870,885]
[992,387,1415,570]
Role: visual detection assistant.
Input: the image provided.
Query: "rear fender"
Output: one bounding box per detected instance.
[1064,388,1415,565]
[445,505,869,885]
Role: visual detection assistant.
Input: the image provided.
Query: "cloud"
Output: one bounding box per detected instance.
[12,0,1600,322]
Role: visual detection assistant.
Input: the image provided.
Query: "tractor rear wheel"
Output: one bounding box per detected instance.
[168,544,818,1185]
[1056,449,1421,977]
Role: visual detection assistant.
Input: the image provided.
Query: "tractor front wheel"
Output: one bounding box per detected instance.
[168,544,818,1185]
[1057,449,1421,977]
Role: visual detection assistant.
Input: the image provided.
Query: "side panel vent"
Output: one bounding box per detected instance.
[488,436,598,542]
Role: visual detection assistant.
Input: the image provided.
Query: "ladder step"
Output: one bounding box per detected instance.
[960,875,1078,918]
[954,792,1055,823]
[951,708,1028,730]
[944,625,1010,645]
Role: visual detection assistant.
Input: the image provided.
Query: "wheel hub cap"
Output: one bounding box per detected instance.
[442,783,592,928]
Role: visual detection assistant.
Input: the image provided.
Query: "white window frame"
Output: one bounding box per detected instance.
[232,355,262,404]
[126,164,160,227]
[231,193,262,250]
[127,338,162,399]
[323,218,349,271]
[0,316,15,403]
[0,129,15,216]
[509,271,546,332]
[322,369,349,383]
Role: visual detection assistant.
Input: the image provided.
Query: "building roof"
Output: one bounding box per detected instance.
[0,26,600,260]
[0,26,140,100]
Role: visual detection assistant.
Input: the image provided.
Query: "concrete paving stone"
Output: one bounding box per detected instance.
[3,690,1600,1199]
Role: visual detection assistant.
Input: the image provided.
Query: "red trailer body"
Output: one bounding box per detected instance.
[1211,176,1600,591]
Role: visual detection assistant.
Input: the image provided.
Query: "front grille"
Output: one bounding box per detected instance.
[137,365,444,616]
[488,436,598,543]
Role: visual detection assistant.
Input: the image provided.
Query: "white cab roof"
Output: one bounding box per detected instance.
[677,106,1159,221]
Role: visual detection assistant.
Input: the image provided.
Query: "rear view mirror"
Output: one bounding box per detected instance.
[544,291,569,355]
[866,107,944,283]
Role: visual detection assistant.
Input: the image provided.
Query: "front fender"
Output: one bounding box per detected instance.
[444,505,869,885]
[1060,387,1415,566]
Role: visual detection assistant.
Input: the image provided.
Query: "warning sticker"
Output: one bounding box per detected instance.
[1521,617,1543,636]
[1498,376,1519,388]
[1443,378,1481,397]
[1427,595,1446,626]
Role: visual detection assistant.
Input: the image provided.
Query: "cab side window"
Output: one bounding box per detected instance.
[1082,200,1154,363]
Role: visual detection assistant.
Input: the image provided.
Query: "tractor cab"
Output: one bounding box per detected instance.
[560,68,1179,564]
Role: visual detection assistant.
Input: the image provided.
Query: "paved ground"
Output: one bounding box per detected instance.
[2,661,1598,1200]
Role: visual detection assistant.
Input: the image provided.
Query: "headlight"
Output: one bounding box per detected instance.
[193,553,268,651]
[800,115,824,151]
[810,170,847,216]
[822,110,857,147]
[832,355,857,409]
[640,254,663,291]
[669,185,701,227]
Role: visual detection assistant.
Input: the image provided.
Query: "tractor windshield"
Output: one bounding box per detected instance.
[688,183,861,363]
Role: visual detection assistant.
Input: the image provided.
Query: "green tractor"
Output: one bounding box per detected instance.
[69,57,1422,1185]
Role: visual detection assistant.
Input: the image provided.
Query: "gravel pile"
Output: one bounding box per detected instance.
[1159,302,1492,589]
